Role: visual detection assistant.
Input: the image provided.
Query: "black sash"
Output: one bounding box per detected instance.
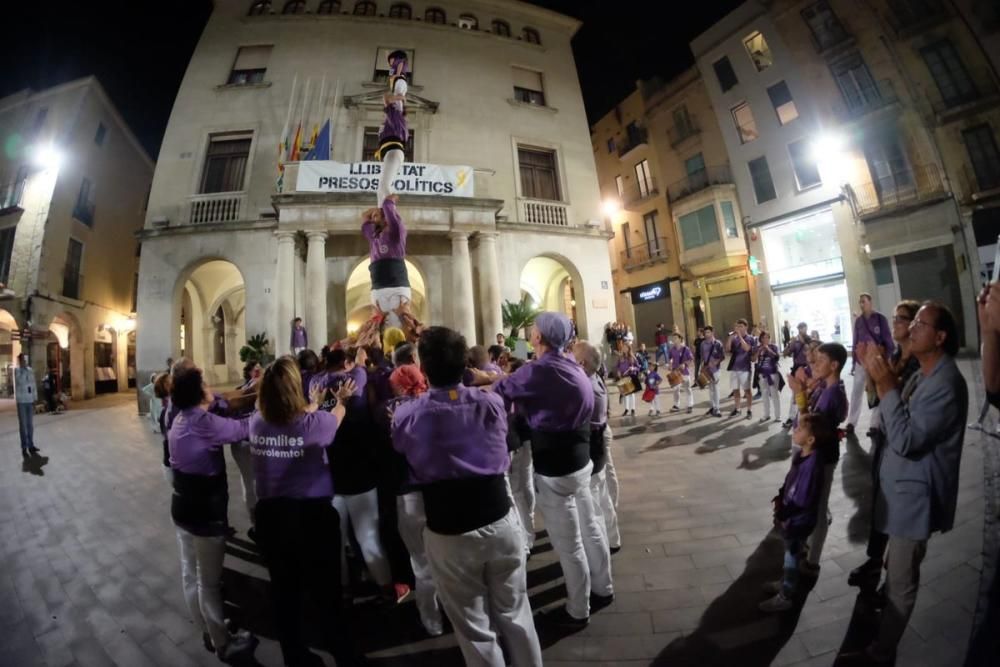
[171,469,229,537]
[589,423,608,475]
[421,474,510,535]
[531,426,591,477]
[369,258,410,289]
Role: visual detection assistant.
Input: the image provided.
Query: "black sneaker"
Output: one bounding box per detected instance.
[705,408,715,416]
[686,407,692,414]
[712,409,723,417]
[541,607,589,630]
[670,406,680,412]
[847,558,882,588]
[729,409,739,417]
[782,419,793,428]
[28,446,41,454]
[846,423,856,435]
[590,592,615,611]
[21,449,29,460]
[609,545,621,555]
[745,411,752,420]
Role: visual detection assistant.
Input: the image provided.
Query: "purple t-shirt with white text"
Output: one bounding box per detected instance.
[249,410,340,499]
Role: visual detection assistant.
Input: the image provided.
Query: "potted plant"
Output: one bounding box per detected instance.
[239,332,273,365]
[502,296,539,346]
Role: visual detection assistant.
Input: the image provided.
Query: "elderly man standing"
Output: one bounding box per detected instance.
[493,312,613,629]
[854,302,967,663]
[848,293,895,435]
[14,354,40,458]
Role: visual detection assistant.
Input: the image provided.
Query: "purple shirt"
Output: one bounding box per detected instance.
[809,377,848,464]
[249,411,339,500]
[462,362,504,387]
[166,393,229,431]
[391,384,509,485]
[493,351,594,432]
[780,450,822,537]
[788,338,810,368]
[168,408,249,475]
[378,102,409,143]
[645,371,662,394]
[290,325,308,349]
[758,343,780,375]
[728,334,756,372]
[852,312,894,362]
[669,345,693,375]
[362,198,407,263]
[700,338,725,371]
[310,366,368,411]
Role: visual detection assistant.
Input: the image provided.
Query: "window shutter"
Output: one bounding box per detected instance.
[512,67,543,92]
[234,45,272,71]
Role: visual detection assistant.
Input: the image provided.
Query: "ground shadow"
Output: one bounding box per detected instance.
[651,530,817,667]
[738,431,793,471]
[840,434,875,545]
[22,452,49,476]
[831,591,895,666]
[696,423,770,455]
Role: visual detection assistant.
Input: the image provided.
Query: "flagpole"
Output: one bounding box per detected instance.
[328,79,341,161]
[299,77,311,158]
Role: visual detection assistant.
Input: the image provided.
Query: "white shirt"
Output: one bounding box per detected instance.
[14,366,36,404]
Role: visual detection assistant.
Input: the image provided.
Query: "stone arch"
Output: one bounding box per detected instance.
[0,308,21,397]
[344,256,429,334]
[49,311,84,399]
[518,253,587,338]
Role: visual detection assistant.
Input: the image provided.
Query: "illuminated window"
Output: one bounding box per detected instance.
[744,31,773,71]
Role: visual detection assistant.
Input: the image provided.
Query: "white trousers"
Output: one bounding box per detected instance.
[424,509,543,667]
[671,377,694,408]
[534,463,614,619]
[175,529,228,650]
[508,446,535,550]
[787,396,799,423]
[397,492,443,635]
[623,392,636,411]
[847,363,880,428]
[760,374,781,420]
[372,286,412,329]
[229,441,257,525]
[806,463,837,566]
[377,148,405,207]
[590,470,620,549]
[646,393,661,412]
[706,370,721,410]
[604,425,619,508]
[332,489,392,587]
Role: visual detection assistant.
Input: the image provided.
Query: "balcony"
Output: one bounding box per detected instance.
[836,79,899,121]
[887,0,950,35]
[0,175,26,214]
[617,126,649,160]
[62,268,83,300]
[961,163,1000,203]
[187,192,246,225]
[668,120,701,148]
[852,163,949,220]
[929,68,1000,124]
[519,198,568,226]
[667,165,733,204]
[807,24,853,55]
[72,201,95,227]
[621,177,659,211]
[621,237,670,271]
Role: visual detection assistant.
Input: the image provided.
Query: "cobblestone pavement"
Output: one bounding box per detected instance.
[0,364,993,667]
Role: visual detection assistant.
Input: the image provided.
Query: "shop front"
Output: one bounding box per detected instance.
[627,279,674,348]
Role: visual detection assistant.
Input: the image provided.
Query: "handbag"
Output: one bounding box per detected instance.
[642,387,656,403]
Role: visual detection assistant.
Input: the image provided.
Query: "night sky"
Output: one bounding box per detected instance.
[2,0,742,158]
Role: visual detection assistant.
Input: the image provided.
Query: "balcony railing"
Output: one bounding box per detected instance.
[667,165,733,204]
[668,120,701,148]
[807,22,852,54]
[0,175,26,212]
[519,198,568,226]
[887,0,949,34]
[621,237,670,271]
[621,177,659,210]
[63,269,83,300]
[73,201,95,227]
[188,192,246,224]
[837,79,898,120]
[961,163,1000,201]
[617,127,649,158]
[928,67,1000,118]
[852,163,947,218]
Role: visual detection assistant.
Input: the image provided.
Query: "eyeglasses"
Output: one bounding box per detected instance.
[909,319,933,331]
[892,316,912,324]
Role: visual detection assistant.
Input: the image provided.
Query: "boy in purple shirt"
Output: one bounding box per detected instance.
[392,327,542,666]
[760,413,831,612]
[727,318,757,420]
[848,293,894,434]
[290,317,308,354]
[643,364,663,416]
[361,194,411,330]
[668,332,694,413]
[376,50,409,208]
[700,326,726,417]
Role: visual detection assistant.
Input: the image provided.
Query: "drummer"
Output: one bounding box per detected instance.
[668,332,694,414]
[699,326,726,418]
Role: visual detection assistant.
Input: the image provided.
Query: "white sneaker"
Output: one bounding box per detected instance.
[968,422,984,431]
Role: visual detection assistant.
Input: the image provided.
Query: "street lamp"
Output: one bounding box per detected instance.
[602,198,622,218]
[30,144,63,171]
[810,132,848,186]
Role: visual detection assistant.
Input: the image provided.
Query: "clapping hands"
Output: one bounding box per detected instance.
[979,282,1000,336]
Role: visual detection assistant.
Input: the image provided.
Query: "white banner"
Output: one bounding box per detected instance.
[295,161,474,197]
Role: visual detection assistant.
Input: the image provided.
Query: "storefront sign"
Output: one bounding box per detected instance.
[631,281,668,303]
[296,161,474,197]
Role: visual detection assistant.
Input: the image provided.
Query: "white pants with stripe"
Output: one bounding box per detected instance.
[397,492,443,635]
[332,489,392,587]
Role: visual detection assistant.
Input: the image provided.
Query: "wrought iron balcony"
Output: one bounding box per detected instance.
[666,165,733,204]
[617,126,649,159]
[668,120,701,148]
[836,79,898,120]
[621,236,670,271]
[886,0,949,34]
[621,176,659,210]
[851,163,948,219]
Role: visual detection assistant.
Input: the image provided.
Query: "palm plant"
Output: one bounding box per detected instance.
[240,332,271,364]
[502,296,539,342]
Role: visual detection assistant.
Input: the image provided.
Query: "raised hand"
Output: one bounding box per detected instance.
[335,378,357,403]
[309,385,324,406]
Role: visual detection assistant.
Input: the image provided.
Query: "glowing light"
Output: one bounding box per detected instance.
[346,321,360,335]
[601,199,621,217]
[30,144,63,170]
[810,133,843,161]
[811,132,848,186]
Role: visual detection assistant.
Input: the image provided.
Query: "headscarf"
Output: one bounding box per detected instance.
[533,311,574,349]
[389,364,427,397]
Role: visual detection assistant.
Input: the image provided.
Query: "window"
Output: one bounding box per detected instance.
[248,0,270,15]
[362,127,415,162]
[963,124,1000,192]
[0,226,15,285]
[673,105,694,135]
[458,14,478,29]
[832,54,881,112]
[864,134,912,196]
[214,307,226,365]
[621,221,632,258]
[94,123,106,146]
[492,19,511,36]
[685,153,705,176]
[643,211,662,256]
[889,0,947,28]
[721,201,739,238]
[318,0,341,14]
[517,147,560,200]
[713,57,738,92]
[615,175,624,198]
[634,159,653,198]
[512,67,545,106]
[373,48,414,84]
[388,3,410,18]
[32,108,47,136]
[425,7,445,24]
[767,81,799,125]
[788,139,822,189]
[744,31,773,72]
[74,178,96,226]
[678,204,721,250]
[921,40,977,108]
[282,0,305,14]
[200,134,252,193]
[1,165,29,210]
[354,1,376,16]
[731,102,758,143]
[64,238,83,300]
[523,27,541,44]
[228,45,272,85]
[801,1,849,50]
[607,138,615,154]
[748,156,777,203]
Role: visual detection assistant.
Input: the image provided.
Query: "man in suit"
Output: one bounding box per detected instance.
[855,302,967,663]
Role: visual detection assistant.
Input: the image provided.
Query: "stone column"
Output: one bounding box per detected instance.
[305,231,328,347]
[450,232,477,344]
[476,232,503,343]
[275,231,297,356]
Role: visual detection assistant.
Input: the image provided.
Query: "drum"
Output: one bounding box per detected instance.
[616,376,640,395]
[695,369,712,389]
[667,370,684,387]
